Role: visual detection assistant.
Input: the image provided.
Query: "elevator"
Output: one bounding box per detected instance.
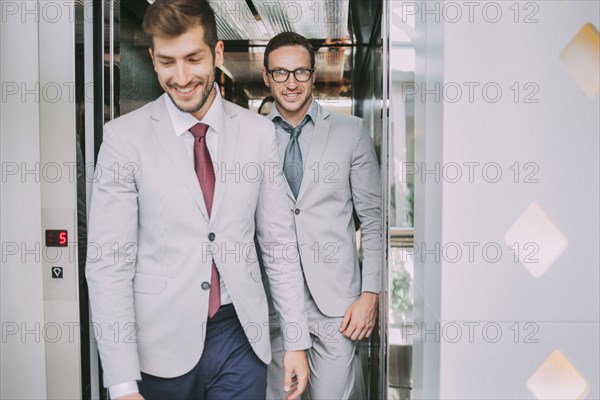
[1,1,599,399]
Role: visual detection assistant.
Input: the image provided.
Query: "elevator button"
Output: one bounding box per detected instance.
[52,267,63,279]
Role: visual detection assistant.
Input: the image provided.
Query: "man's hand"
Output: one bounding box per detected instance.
[282,350,309,400]
[340,292,379,340]
[116,393,144,400]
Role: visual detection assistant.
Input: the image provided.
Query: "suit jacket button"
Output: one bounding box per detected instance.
[294,208,300,215]
[201,282,210,290]
[208,232,215,241]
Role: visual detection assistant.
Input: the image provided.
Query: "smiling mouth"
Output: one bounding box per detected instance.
[172,84,200,97]
[283,92,301,101]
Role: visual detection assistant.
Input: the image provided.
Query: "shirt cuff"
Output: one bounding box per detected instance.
[109,381,139,399]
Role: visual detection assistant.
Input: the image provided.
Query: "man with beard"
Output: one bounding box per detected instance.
[86,2,309,399]
[262,32,383,399]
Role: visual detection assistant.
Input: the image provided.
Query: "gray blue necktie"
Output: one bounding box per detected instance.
[279,115,311,198]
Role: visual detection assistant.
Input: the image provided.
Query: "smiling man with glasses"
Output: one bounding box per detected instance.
[262,32,383,400]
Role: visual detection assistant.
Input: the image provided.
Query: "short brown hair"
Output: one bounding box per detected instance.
[264,32,315,70]
[142,0,218,54]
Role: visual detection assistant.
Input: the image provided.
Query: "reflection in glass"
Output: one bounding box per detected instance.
[388,1,416,398]
[390,48,415,228]
[388,247,414,399]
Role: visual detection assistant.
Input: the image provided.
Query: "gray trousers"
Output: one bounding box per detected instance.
[266,285,356,400]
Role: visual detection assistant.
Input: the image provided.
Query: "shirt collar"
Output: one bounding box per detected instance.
[268,96,318,126]
[165,83,225,137]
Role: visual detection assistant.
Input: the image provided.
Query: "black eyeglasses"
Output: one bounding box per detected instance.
[267,68,314,83]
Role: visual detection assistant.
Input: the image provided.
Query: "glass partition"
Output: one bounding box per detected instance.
[387,1,416,399]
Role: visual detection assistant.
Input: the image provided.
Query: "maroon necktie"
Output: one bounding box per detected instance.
[190,123,221,318]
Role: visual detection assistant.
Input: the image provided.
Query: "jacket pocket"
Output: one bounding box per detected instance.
[133,273,168,294]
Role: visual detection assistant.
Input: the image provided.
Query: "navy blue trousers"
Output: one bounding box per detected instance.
[138,305,267,400]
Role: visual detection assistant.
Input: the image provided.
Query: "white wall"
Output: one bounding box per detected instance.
[1,0,48,397]
[412,1,599,398]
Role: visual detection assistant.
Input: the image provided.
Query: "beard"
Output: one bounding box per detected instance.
[168,81,215,115]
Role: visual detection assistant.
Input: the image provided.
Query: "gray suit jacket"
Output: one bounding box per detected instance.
[274,103,383,317]
[86,94,310,388]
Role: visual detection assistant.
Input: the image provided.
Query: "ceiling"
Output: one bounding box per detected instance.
[207,0,349,40]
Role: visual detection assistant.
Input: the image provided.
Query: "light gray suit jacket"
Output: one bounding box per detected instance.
[273,103,383,317]
[86,94,311,388]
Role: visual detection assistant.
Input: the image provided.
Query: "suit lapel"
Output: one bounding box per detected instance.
[210,100,239,221]
[150,96,210,220]
[296,104,330,202]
